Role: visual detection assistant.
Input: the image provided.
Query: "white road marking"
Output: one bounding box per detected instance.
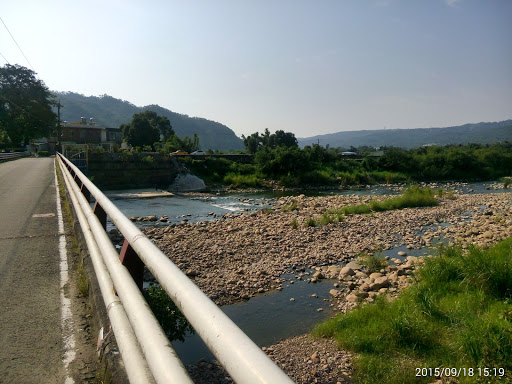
[32,213,56,218]
[54,162,76,384]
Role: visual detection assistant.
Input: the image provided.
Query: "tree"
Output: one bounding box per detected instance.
[242,132,263,153]
[242,129,298,153]
[0,64,57,146]
[121,110,171,148]
[268,130,298,149]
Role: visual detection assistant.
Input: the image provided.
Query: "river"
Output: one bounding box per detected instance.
[104,181,508,365]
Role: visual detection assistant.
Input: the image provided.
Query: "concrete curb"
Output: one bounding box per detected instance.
[59,166,129,383]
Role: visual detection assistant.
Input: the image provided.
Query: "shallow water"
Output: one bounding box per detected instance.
[103,181,505,364]
[172,273,336,365]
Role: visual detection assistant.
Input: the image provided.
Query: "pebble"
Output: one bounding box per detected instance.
[141,190,512,384]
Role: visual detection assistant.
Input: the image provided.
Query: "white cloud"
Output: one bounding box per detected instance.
[445,0,462,7]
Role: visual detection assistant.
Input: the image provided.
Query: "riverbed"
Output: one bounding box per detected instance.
[105,181,511,369]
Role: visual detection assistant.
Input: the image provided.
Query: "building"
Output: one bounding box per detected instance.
[61,117,122,145]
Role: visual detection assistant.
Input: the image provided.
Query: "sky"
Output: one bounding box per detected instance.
[1,0,511,138]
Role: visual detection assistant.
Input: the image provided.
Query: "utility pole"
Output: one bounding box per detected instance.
[56,100,63,154]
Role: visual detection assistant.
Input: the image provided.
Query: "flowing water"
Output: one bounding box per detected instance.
[104,181,505,364]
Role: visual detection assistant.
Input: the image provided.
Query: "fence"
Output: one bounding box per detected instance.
[0,152,28,162]
[56,153,294,384]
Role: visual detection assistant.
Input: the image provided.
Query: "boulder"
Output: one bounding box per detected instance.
[339,267,355,276]
[312,271,324,280]
[345,261,361,270]
[169,173,206,192]
[327,265,342,276]
[369,276,390,291]
[346,294,359,303]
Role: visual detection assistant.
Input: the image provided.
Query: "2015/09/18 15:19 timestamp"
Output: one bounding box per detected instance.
[416,367,506,378]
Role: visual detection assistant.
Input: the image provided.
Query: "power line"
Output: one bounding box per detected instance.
[0,51,10,64]
[0,16,35,71]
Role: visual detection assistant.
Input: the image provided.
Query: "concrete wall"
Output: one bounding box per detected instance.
[88,152,182,190]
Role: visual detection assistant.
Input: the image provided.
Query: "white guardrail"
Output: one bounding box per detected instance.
[56,153,294,384]
[0,152,27,162]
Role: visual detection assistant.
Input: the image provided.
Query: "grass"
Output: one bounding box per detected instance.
[312,238,512,384]
[325,186,438,220]
[358,252,388,273]
[304,212,344,227]
[281,200,299,212]
[435,188,457,200]
[93,364,113,384]
[77,259,89,296]
[223,173,264,188]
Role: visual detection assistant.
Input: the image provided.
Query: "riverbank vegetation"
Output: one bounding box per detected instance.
[179,129,512,189]
[143,284,194,342]
[312,237,512,384]
[303,186,439,227]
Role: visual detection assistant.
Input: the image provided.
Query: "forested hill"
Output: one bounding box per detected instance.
[54,92,244,151]
[298,120,512,149]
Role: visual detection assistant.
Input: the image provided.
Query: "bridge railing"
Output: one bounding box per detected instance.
[0,152,28,162]
[56,153,293,384]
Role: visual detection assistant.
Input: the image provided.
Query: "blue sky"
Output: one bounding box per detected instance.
[2,0,511,137]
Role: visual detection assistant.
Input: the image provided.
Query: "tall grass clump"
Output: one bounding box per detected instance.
[358,252,388,273]
[370,185,437,212]
[325,186,437,221]
[367,171,410,184]
[281,200,298,212]
[313,237,512,384]
[223,173,263,188]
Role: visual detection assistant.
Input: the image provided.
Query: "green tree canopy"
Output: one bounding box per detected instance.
[242,128,298,153]
[121,110,173,148]
[0,64,57,146]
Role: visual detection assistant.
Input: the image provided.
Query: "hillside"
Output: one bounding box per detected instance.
[54,92,244,151]
[298,120,512,149]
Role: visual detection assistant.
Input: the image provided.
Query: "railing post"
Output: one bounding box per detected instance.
[119,239,144,291]
[93,201,107,230]
[81,183,91,202]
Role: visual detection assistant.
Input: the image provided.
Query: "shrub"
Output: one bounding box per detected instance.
[358,252,388,273]
[142,155,154,164]
[223,173,262,188]
[143,284,195,342]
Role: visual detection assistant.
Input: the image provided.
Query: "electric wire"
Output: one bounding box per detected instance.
[0,51,10,64]
[0,16,35,71]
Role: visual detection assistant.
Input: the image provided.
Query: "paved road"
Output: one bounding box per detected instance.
[0,158,68,383]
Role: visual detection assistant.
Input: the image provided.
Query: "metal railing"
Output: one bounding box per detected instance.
[56,153,294,384]
[0,152,28,162]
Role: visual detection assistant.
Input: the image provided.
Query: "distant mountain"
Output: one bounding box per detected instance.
[54,92,244,151]
[298,120,512,149]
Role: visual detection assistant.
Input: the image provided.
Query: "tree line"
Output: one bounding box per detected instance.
[182,128,512,188]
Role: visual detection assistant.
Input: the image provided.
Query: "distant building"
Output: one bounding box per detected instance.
[61,117,121,145]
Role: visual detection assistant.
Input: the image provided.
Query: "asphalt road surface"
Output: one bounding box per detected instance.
[0,158,71,383]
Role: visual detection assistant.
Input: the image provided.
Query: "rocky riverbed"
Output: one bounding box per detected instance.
[140,190,511,383]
